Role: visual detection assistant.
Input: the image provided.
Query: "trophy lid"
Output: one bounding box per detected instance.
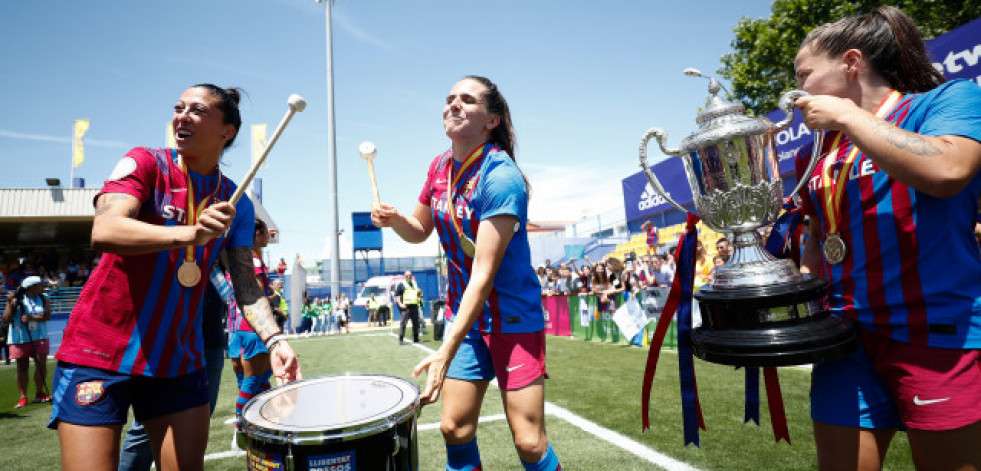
[679,70,774,152]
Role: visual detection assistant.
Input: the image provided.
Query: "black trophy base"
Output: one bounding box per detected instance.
[692,276,857,367]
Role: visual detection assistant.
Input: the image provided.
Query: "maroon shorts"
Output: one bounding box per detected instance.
[10,339,50,360]
[863,332,981,431]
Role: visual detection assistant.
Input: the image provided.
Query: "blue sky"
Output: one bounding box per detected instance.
[0,0,774,266]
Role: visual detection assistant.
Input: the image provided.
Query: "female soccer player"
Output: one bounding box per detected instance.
[372,76,561,471]
[794,7,981,470]
[49,84,301,471]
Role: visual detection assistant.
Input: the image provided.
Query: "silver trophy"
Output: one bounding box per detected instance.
[638,69,855,367]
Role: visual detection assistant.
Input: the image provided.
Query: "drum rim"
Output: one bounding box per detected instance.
[240,373,421,446]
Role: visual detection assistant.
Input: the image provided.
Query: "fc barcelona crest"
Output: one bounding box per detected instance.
[75,380,105,405]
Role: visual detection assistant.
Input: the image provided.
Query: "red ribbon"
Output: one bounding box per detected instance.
[764,367,790,444]
[642,213,704,436]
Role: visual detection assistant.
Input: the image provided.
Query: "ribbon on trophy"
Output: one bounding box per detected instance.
[741,196,809,443]
[642,213,705,446]
[764,197,803,264]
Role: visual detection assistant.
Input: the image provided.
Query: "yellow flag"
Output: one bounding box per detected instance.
[166,122,177,149]
[252,124,267,168]
[73,119,90,168]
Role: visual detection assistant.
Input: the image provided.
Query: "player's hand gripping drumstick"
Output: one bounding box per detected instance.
[229,94,307,205]
[359,141,381,206]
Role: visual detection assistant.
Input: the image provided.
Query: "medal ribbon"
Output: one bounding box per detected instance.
[820,90,902,238]
[180,158,221,269]
[445,143,489,250]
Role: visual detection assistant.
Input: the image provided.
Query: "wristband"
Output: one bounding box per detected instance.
[264,332,286,351]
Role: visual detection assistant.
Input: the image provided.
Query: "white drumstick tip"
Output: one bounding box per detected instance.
[359,141,377,160]
[288,94,307,112]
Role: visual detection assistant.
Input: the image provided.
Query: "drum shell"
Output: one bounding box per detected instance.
[241,416,417,471]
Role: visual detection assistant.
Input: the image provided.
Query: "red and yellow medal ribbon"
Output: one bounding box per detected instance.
[820,90,902,237]
[180,158,221,267]
[445,143,487,249]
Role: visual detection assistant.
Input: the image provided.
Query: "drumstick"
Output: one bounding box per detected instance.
[359,141,380,206]
[229,94,307,206]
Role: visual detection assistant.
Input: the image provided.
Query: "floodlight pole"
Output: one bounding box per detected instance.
[318,0,342,300]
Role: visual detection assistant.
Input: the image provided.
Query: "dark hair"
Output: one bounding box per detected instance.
[461,75,531,192]
[801,6,944,93]
[463,75,515,158]
[192,83,244,149]
[254,218,267,233]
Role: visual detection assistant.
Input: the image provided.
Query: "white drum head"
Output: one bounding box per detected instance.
[241,374,420,445]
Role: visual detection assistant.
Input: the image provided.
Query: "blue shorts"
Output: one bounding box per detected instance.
[48,361,209,429]
[229,330,268,360]
[447,330,496,383]
[811,339,903,429]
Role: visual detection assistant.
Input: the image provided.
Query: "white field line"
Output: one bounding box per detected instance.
[398,334,702,471]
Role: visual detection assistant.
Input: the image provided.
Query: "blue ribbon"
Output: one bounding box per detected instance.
[764,198,802,259]
[675,214,702,447]
[743,366,760,425]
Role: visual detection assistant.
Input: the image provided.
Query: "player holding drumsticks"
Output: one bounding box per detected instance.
[48,84,302,471]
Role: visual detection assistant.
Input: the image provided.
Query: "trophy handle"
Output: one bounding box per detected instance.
[639,127,689,214]
[773,90,824,200]
[773,90,808,131]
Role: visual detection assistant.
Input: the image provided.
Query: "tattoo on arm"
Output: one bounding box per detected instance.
[866,115,942,157]
[95,194,140,219]
[227,246,280,340]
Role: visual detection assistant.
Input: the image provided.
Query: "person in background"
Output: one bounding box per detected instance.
[4,276,51,408]
[640,220,659,255]
[794,7,981,470]
[396,271,424,344]
[715,236,733,264]
[270,278,289,332]
[299,296,316,336]
[371,75,561,471]
[276,257,287,276]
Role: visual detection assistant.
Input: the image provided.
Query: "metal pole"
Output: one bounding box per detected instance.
[324,0,341,300]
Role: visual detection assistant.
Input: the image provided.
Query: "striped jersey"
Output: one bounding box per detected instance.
[796,80,981,348]
[417,144,544,334]
[56,147,255,377]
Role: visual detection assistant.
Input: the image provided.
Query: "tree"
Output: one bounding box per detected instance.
[719,0,981,116]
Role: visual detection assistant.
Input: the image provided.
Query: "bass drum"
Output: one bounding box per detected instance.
[238,374,420,471]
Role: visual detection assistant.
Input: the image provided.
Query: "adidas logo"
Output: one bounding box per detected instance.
[637,183,670,211]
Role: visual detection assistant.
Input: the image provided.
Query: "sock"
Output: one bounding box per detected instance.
[520,443,560,471]
[445,437,481,471]
[236,370,272,416]
[235,371,244,389]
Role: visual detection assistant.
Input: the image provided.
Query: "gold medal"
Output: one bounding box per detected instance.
[177,156,221,289]
[818,91,901,267]
[823,233,847,265]
[177,260,202,287]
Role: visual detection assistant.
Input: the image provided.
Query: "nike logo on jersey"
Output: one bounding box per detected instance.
[435,178,446,185]
[171,188,187,193]
[505,364,524,372]
[913,395,951,406]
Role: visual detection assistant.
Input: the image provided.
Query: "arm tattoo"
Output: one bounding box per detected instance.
[865,115,942,157]
[227,246,281,339]
[95,194,139,219]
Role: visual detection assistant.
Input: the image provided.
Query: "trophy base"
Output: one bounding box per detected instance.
[692,277,857,367]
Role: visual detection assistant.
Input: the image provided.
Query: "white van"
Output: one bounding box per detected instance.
[353,275,405,309]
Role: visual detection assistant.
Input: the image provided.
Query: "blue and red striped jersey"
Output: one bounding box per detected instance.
[57,147,255,377]
[418,144,544,334]
[797,80,981,348]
